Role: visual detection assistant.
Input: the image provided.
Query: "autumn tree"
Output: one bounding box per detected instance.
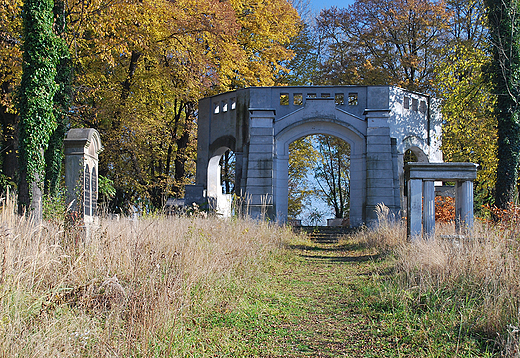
[316,0,450,92]
[0,0,22,193]
[314,135,350,219]
[485,0,520,208]
[436,0,497,206]
[64,0,299,212]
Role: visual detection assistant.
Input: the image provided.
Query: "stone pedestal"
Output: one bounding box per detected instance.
[64,129,103,235]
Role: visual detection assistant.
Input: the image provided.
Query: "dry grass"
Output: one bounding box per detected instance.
[0,196,293,356]
[2,195,520,356]
[358,204,520,356]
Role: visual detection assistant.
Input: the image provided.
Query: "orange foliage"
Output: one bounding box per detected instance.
[435,196,455,223]
[481,202,520,226]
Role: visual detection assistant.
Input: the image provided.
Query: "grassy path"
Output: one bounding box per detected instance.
[187,235,495,357]
[263,240,396,357]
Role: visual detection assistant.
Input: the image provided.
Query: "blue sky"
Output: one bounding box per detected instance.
[310,0,354,13]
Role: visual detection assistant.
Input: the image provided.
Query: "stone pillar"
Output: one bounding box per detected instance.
[274,155,289,222]
[391,138,401,214]
[246,108,276,219]
[423,180,435,238]
[407,178,422,239]
[365,109,396,223]
[64,129,103,229]
[456,180,474,234]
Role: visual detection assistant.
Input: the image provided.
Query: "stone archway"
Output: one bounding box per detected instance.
[187,86,443,225]
[274,119,366,225]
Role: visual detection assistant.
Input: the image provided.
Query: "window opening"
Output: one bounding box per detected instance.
[348,93,358,106]
[230,98,236,110]
[307,93,317,98]
[84,164,91,216]
[412,98,418,111]
[404,96,410,109]
[222,101,228,112]
[335,93,344,105]
[294,93,303,105]
[214,103,220,114]
[321,93,331,98]
[419,100,427,113]
[280,93,289,106]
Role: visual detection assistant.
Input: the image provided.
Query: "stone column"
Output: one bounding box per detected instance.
[365,109,396,223]
[456,180,474,234]
[274,155,289,222]
[64,129,103,231]
[423,180,435,238]
[407,178,422,239]
[246,108,276,219]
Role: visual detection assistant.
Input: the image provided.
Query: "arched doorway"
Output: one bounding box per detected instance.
[288,134,351,226]
[274,119,365,226]
[207,146,234,216]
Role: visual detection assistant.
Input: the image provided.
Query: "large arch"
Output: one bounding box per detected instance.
[274,118,366,225]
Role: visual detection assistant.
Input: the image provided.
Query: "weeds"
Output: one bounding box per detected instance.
[0,196,292,356]
[1,194,519,356]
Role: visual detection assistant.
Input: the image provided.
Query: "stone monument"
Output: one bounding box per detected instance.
[64,128,103,230]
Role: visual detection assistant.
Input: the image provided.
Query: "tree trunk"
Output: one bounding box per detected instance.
[486,0,520,208]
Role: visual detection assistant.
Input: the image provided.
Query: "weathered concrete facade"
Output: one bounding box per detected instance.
[186,86,442,225]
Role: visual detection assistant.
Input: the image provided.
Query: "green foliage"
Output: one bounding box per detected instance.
[288,136,319,218]
[18,0,59,212]
[44,0,72,197]
[314,135,350,219]
[0,172,16,194]
[42,190,67,223]
[277,23,319,85]
[98,175,116,199]
[435,12,497,206]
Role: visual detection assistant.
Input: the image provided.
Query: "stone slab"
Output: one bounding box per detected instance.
[248,144,274,153]
[366,160,393,171]
[367,178,395,188]
[250,127,274,136]
[406,163,477,181]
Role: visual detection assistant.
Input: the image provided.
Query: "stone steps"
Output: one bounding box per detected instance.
[294,226,356,244]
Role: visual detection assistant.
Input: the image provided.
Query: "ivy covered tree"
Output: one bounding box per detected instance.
[18,0,59,219]
[44,0,72,196]
[485,0,520,208]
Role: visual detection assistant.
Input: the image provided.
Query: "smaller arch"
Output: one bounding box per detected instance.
[207,146,231,198]
[207,145,234,217]
[405,146,428,163]
[209,135,236,154]
[402,135,429,162]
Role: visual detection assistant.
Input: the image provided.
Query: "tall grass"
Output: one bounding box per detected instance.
[0,196,292,356]
[363,204,520,356]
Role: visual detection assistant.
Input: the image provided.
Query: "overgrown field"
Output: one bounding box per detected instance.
[0,199,519,357]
